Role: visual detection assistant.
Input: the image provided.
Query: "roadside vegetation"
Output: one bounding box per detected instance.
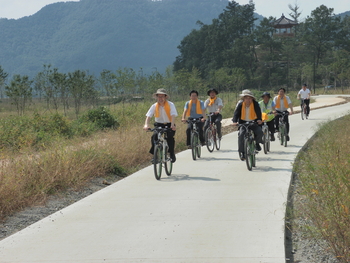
[0,87,315,221]
[291,114,350,262]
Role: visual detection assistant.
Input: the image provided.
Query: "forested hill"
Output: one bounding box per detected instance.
[0,0,261,77]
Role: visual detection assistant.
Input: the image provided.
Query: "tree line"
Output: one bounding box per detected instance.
[173,1,350,94]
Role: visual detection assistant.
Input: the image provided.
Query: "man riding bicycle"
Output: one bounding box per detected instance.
[297,83,311,117]
[143,89,178,163]
[232,90,263,161]
[204,88,223,139]
[182,90,206,148]
[272,88,294,141]
[258,92,276,141]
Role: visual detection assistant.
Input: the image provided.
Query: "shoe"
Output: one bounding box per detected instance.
[270,134,275,141]
[187,145,192,149]
[239,152,245,161]
[201,141,206,146]
[287,135,290,141]
[256,143,261,151]
[170,154,176,163]
[151,158,154,164]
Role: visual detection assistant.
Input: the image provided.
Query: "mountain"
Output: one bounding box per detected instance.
[0,0,236,77]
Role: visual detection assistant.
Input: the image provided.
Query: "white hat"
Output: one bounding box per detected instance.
[239,89,256,100]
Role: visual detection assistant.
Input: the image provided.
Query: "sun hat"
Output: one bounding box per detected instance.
[207,88,219,96]
[153,88,169,98]
[239,89,256,100]
[261,92,271,98]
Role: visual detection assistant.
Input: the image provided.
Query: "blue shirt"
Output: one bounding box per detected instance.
[184,100,205,118]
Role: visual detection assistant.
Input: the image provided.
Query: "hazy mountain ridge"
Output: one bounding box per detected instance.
[0,0,236,77]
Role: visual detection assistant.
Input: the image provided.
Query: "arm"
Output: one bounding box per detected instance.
[143,116,151,130]
[289,103,294,115]
[171,115,176,130]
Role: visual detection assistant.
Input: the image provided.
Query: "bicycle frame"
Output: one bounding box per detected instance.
[187,118,202,160]
[149,126,173,180]
[205,113,220,152]
[238,121,257,171]
[277,111,288,147]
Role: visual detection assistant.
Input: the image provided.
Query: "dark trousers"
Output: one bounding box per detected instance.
[301,99,310,115]
[204,113,222,138]
[186,119,204,146]
[149,123,175,156]
[238,123,263,153]
[266,120,275,134]
[275,111,290,134]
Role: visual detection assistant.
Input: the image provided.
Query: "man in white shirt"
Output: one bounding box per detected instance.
[144,89,178,162]
[297,83,311,117]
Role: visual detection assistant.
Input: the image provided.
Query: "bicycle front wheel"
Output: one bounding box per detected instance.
[153,145,162,180]
[191,133,197,160]
[279,125,284,146]
[263,128,268,154]
[197,135,201,158]
[215,127,221,150]
[301,104,305,120]
[244,138,253,171]
[205,127,214,152]
[164,146,172,176]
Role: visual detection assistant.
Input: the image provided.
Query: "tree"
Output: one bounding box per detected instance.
[299,5,342,92]
[6,75,33,115]
[67,70,95,118]
[0,66,8,99]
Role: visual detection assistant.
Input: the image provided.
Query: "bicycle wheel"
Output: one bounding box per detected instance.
[196,135,201,158]
[263,127,268,154]
[252,143,256,168]
[164,146,172,176]
[301,104,305,120]
[205,127,214,152]
[153,145,162,180]
[283,128,288,147]
[191,133,197,160]
[279,125,284,146]
[244,138,253,171]
[214,127,221,150]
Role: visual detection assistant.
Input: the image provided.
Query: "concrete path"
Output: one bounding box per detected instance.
[0,95,349,263]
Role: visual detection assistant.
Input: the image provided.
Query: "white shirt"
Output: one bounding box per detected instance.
[204,97,223,113]
[298,88,311,99]
[146,101,178,123]
[273,96,292,111]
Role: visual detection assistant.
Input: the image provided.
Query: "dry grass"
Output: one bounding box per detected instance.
[293,115,350,262]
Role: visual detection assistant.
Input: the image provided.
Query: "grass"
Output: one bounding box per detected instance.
[292,114,350,262]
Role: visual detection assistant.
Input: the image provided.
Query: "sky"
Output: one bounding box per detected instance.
[0,0,348,20]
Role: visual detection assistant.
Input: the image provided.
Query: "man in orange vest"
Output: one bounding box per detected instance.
[181,90,206,148]
[272,87,294,141]
[143,89,178,162]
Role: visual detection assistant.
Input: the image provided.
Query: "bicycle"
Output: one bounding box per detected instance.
[276,111,289,147]
[148,126,173,180]
[205,113,220,152]
[238,121,257,171]
[300,99,307,120]
[187,118,202,160]
[261,117,271,155]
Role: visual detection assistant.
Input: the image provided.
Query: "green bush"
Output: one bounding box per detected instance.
[80,106,119,129]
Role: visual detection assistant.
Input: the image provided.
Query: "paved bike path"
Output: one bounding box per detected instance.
[0,96,349,263]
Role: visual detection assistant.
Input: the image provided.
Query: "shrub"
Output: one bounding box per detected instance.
[80,106,119,129]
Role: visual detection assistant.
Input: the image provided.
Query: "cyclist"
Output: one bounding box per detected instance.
[232,90,263,161]
[297,83,311,117]
[181,90,206,148]
[204,88,223,139]
[272,88,294,141]
[258,92,276,141]
[143,89,178,163]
